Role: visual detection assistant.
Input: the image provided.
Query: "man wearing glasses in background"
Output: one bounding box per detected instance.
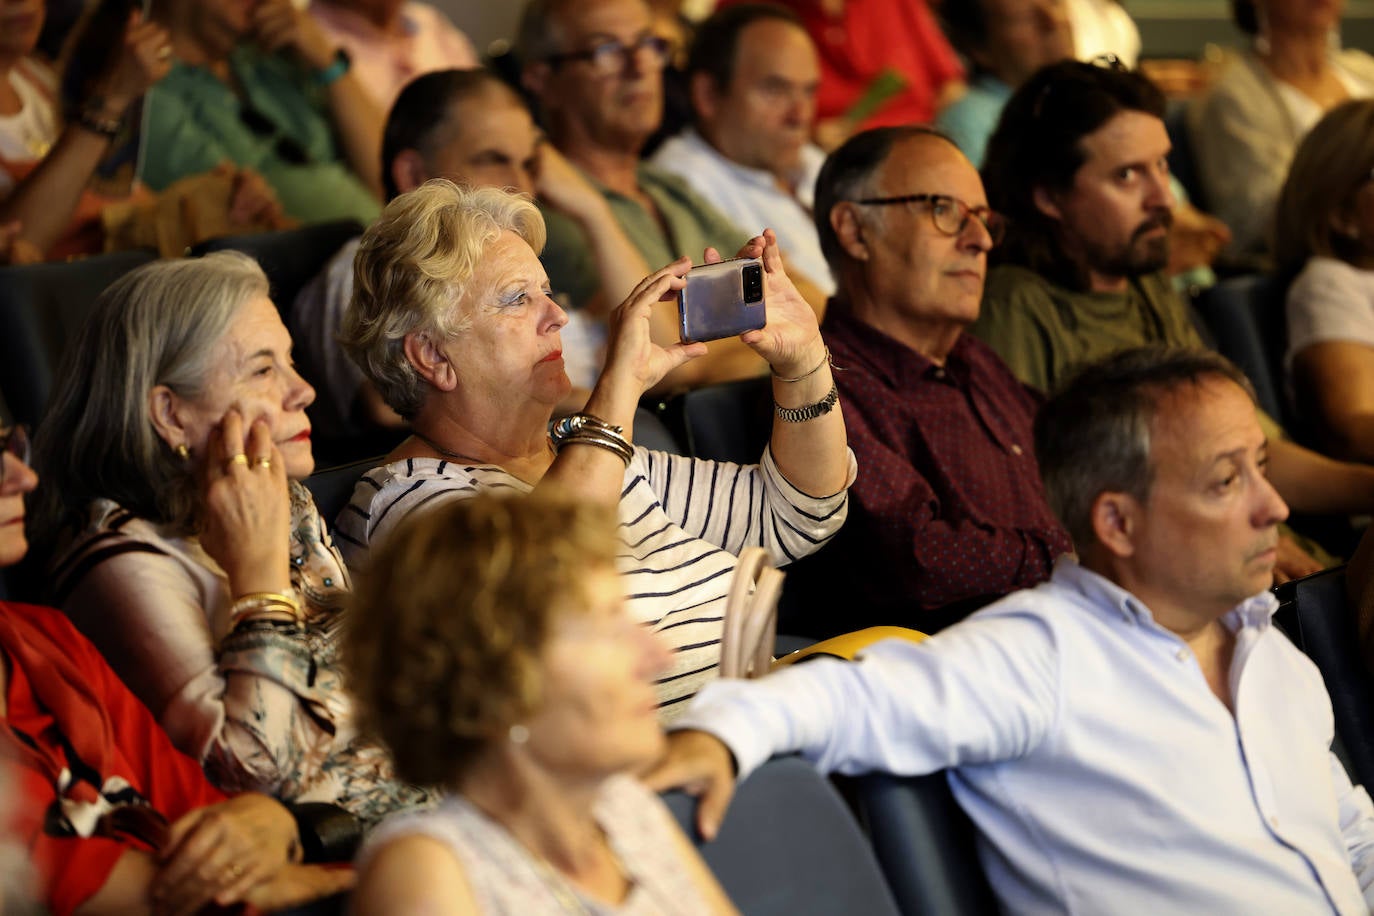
[517,0,825,388]
[779,125,1073,639]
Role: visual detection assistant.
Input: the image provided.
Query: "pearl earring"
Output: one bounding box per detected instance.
[509,724,530,745]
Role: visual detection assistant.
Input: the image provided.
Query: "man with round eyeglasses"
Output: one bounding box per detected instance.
[778,124,1073,639]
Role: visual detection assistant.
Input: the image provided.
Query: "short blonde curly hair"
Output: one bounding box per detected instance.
[341,180,548,419]
[345,492,618,788]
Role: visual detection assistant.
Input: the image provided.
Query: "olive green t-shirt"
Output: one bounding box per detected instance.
[971,264,1203,395]
[538,163,752,311]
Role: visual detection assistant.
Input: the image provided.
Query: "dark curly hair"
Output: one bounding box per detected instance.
[345,492,619,789]
[982,59,1165,290]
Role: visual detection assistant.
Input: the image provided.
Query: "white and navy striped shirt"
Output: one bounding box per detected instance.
[335,446,854,715]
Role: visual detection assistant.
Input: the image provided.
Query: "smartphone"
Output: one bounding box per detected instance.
[678,257,767,343]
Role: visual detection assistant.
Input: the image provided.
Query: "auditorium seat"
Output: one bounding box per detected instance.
[191,220,363,322]
[662,755,900,915]
[1273,566,1374,790]
[0,248,158,429]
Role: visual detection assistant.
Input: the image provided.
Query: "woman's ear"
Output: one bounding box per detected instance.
[404,332,458,392]
[1329,208,1360,240]
[148,385,189,453]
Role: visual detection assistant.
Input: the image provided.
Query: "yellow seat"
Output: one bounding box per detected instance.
[772,626,928,669]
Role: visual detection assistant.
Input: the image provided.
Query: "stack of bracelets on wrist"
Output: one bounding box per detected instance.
[229,590,302,631]
[76,103,122,140]
[549,413,634,467]
[772,346,841,422]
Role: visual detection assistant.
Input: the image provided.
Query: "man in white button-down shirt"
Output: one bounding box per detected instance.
[648,345,1374,914]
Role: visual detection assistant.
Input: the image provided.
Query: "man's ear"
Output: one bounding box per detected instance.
[147,385,189,453]
[403,331,458,392]
[831,203,869,261]
[391,149,429,195]
[522,61,552,99]
[1089,490,1140,559]
[1033,185,1064,222]
[689,72,722,126]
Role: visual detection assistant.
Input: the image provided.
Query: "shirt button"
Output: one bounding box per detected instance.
[1175,648,1189,662]
[1010,444,1023,456]
[932,368,945,379]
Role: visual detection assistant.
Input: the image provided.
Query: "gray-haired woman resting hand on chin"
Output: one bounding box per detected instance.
[337,180,854,714]
[34,252,434,827]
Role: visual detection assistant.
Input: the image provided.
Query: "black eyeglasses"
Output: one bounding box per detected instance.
[852,193,1007,246]
[239,106,311,166]
[546,34,672,75]
[0,424,30,490]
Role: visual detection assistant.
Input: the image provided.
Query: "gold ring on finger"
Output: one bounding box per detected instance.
[228,453,249,470]
[254,456,272,469]
[157,45,173,60]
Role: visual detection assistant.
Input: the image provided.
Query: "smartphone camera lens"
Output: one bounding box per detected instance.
[742,264,764,303]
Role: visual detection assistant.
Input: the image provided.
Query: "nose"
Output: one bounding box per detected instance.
[959,213,995,254]
[1146,164,1176,211]
[1253,470,1289,529]
[286,363,316,412]
[542,291,570,333]
[0,453,38,496]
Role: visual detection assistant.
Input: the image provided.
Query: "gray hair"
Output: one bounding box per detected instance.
[33,252,268,540]
[516,0,569,65]
[342,180,547,419]
[813,125,955,277]
[1034,346,1255,549]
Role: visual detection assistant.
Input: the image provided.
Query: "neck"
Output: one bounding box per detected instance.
[459,747,609,875]
[1086,268,1129,294]
[1262,29,1332,80]
[554,135,642,196]
[844,277,964,364]
[407,399,556,481]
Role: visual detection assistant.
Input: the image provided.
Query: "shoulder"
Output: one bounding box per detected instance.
[639,163,734,220]
[52,503,177,593]
[0,600,86,648]
[1292,257,1367,296]
[354,829,478,914]
[981,265,1063,320]
[1335,48,1374,85]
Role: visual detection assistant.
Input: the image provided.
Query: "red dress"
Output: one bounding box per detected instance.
[0,602,226,915]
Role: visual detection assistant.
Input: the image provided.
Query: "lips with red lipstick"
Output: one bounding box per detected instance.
[286,429,312,444]
[538,350,564,364]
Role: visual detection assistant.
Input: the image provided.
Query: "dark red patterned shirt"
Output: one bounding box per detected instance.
[788,300,1072,636]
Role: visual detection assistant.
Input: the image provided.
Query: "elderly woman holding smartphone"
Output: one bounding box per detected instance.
[337,180,853,714]
[34,252,432,825]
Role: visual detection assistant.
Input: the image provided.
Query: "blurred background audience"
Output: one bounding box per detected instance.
[308,0,479,111]
[1191,0,1374,260]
